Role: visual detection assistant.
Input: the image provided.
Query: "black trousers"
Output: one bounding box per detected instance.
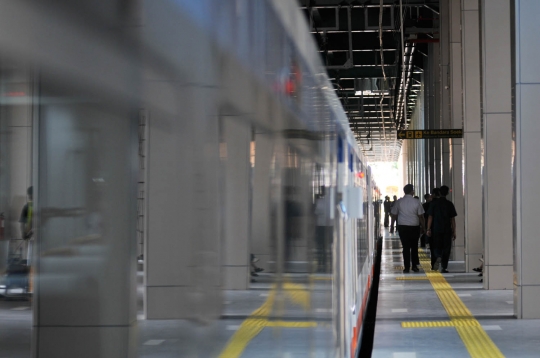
[390,216,397,232]
[384,212,390,227]
[397,225,420,269]
[431,232,453,269]
[428,235,437,268]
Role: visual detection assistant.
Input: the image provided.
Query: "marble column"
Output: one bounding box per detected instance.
[440,0,452,187]
[461,0,483,271]
[480,0,513,289]
[449,0,465,261]
[512,0,540,318]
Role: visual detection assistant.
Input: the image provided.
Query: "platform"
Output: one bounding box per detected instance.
[372,229,540,358]
[0,271,334,357]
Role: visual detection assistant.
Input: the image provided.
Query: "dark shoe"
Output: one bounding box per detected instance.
[412,266,419,272]
[441,269,449,273]
[403,269,410,273]
[478,273,483,277]
[433,258,441,271]
[473,267,482,272]
[255,267,264,272]
[251,272,258,277]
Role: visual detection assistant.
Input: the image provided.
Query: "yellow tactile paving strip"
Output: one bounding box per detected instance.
[395,276,429,280]
[218,282,317,358]
[399,250,505,358]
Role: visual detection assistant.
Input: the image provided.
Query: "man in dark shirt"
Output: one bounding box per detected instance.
[420,193,432,248]
[426,185,457,273]
[389,195,398,233]
[383,196,391,227]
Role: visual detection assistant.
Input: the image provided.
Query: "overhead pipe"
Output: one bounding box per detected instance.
[407,38,440,43]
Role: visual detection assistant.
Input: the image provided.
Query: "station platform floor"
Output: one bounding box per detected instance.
[372,229,540,358]
[1,267,333,357]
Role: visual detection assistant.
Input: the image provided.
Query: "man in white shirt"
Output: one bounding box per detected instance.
[391,184,426,273]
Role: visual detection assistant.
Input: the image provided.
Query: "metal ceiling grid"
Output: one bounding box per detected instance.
[298,0,439,162]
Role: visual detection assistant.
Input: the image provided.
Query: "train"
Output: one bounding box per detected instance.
[0,1,382,357]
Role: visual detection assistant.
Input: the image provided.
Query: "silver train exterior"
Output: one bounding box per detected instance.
[0,1,382,357]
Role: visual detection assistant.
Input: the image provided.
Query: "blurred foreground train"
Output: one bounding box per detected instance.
[0,1,381,357]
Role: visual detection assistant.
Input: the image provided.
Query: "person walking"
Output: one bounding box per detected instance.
[426,185,457,273]
[391,184,425,273]
[383,196,391,228]
[420,193,432,248]
[389,195,398,233]
[427,188,440,268]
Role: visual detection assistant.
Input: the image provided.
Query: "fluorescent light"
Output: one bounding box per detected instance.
[355,90,390,96]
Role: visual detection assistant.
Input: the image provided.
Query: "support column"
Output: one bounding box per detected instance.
[251,132,274,271]
[34,77,138,358]
[449,0,465,261]
[221,117,251,289]
[424,56,433,192]
[461,0,483,271]
[440,0,452,187]
[480,0,513,289]
[144,1,221,319]
[401,141,409,186]
[513,0,540,318]
[432,44,442,188]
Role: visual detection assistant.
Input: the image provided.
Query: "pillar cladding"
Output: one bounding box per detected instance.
[220,117,251,289]
[34,80,138,358]
[440,0,452,188]
[431,44,442,188]
[461,0,483,272]
[513,0,540,318]
[480,0,513,290]
[251,132,274,271]
[143,0,221,321]
[449,0,464,261]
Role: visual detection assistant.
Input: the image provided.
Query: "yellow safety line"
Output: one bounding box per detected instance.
[402,319,480,328]
[395,276,429,280]
[283,282,311,310]
[219,281,316,358]
[265,320,317,328]
[312,276,333,281]
[219,289,277,358]
[399,250,505,358]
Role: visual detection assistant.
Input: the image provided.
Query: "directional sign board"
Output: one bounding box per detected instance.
[397,129,463,139]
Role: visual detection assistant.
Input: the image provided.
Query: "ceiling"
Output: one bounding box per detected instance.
[298,0,440,162]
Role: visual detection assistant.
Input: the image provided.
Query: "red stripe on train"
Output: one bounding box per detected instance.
[350,267,373,358]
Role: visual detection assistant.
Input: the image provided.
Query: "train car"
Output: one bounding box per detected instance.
[0,1,382,357]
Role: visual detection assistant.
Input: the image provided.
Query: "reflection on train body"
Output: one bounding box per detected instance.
[0,1,381,357]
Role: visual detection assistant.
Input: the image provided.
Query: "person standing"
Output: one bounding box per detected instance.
[391,184,425,273]
[19,186,34,265]
[383,196,391,228]
[389,195,398,233]
[426,185,457,273]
